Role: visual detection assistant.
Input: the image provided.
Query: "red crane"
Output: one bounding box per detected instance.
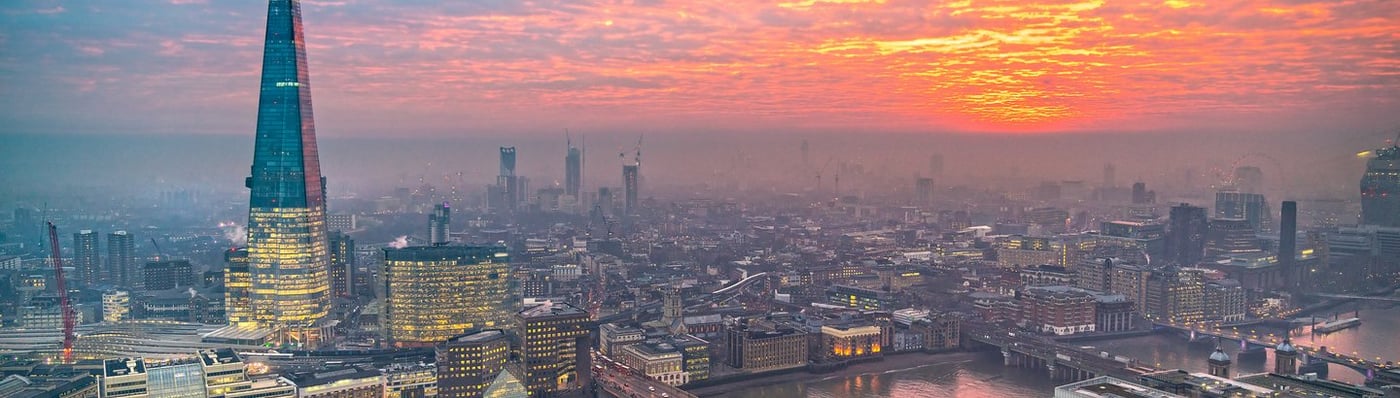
[46,222,76,362]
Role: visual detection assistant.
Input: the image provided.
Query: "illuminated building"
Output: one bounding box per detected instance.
[672,335,710,383]
[437,329,509,398]
[104,290,130,323]
[516,302,591,397]
[820,324,882,359]
[146,361,205,398]
[383,245,512,347]
[826,285,895,311]
[244,0,333,348]
[384,363,438,398]
[1145,268,1205,324]
[108,231,136,287]
[100,358,147,398]
[73,230,99,287]
[288,368,384,398]
[1361,144,1400,227]
[223,248,253,327]
[328,232,354,299]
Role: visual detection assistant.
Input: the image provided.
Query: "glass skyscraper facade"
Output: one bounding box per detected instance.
[383,245,512,347]
[243,0,331,347]
[1361,145,1400,227]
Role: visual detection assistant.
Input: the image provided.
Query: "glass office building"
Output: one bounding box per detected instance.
[383,246,512,347]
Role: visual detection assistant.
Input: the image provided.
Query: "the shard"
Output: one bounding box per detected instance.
[242,0,331,348]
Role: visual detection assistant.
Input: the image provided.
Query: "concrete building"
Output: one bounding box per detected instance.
[436,329,509,398]
[618,342,686,387]
[599,323,644,357]
[516,302,591,397]
[724,318,808,371]
[143,260,195,291]
[289,368,385,398]
[99,358,147,398]
[383,363,437,398]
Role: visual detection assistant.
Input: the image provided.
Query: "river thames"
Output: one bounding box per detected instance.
[717,305,1400,398]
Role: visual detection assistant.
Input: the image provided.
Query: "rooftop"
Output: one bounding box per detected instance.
[518,301,589,319]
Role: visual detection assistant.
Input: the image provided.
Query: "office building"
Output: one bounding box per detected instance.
[1279,201,1298,291]
[108,231,136,288]
[429,202,450,245]
[1145,268,1205,324]
[820,323,883,359]
[104,290,130,323]
[1167,204,1208,265]
[437,329,510,398]
[328,232,354,299]
[619,342,686,386]
[73,230,100,287]
[384,363,438,398]
[600,323,645,357]
[289,368,385,398]
[826,285,896,311]
[497,147,518,212]
[724,318,809,371]
[1203,279,1245,323]
[1215,191,1271,233]
[327,213,357,232]
[143,260,195,291]
[383,245,512,347]
[565,139,582,198]
[1361,144,1400,227]
[1207,218,1260,256]
[100,358,147,398]
[623,164,639,215]
[224,248,254,327]
[146,361,205,398]
[1132,182,1155,204]
[516,302,591,397]
[244,0,333,348]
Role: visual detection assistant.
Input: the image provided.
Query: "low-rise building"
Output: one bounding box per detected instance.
[619,342,686,387]
[723,319,808,371]
[288,368,385,398]
[1020,286,1097,335]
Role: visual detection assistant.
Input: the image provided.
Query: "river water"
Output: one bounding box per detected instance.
[717,305,1400,398]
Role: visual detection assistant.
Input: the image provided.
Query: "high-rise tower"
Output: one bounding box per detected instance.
[243,0,331,347]
[73,230,99,287]
[429,202,450,245]
[566,139,582,198]
[107,231,135,287]
[1279,201,1298,291]
[1361,144,1400,227]
[623,164,639,215]
[498,147,518,211]
[1167,204,1208,266]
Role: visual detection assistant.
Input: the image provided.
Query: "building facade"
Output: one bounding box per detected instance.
[436,329,509,398]
[244,0,333,348]
[383,245,512,347]
[516,302,591,397]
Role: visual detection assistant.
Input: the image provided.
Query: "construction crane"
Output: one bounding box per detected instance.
[150,237,164,261]
[46,222,76,363]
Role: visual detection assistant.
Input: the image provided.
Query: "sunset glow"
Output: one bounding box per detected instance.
[1,0,1397,135]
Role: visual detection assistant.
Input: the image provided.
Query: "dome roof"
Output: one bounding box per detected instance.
[1209,347,1231,363]
[1276,338,1296,353]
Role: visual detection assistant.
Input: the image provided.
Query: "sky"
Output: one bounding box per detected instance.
[1,0,1398,137]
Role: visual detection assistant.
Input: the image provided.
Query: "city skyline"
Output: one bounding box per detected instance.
[1,0,1397,136]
